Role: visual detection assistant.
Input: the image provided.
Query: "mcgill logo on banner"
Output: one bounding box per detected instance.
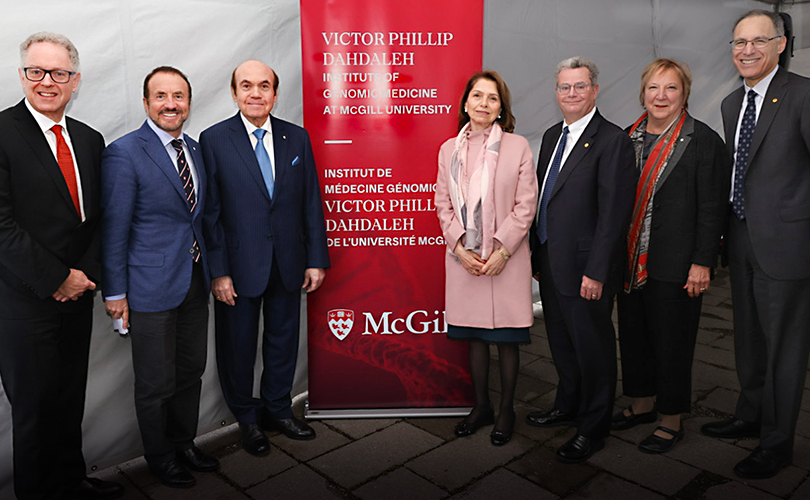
[327,308,448,341]
[327,309,354,340]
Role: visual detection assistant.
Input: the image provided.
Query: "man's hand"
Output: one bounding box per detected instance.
[303,268,326,293]
[212,276,238,306]
[580,275,604,301]
[52,268,95,302]
[106,297,129,328]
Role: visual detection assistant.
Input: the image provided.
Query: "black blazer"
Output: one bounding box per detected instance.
[629,115,731,283]
[530,109,637,296]
[0,100,104,317]
[721,67,810,280]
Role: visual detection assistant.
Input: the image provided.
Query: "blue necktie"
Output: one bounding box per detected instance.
[732,90,757,220]
[537,126,569,244]
[253,129,274,199]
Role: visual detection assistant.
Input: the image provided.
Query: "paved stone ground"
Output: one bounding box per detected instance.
[92,268,810,499]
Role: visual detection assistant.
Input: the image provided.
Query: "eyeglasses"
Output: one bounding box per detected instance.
[23,67,76,84]
[556,82,592,95]
[729,36,782,51]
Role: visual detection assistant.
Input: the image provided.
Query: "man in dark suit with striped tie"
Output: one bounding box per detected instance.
[201,60,330,456]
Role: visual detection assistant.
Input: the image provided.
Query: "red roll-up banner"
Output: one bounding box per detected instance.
[302,0,482,416]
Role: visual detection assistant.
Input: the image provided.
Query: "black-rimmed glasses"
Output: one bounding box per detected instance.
[23,67,76,84]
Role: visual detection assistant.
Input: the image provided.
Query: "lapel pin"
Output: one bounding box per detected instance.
[584,143,589,148]
[283,135,287,139]
[772,98,778,103]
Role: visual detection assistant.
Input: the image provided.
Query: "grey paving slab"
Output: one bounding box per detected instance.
[709,335,736,352]
[701,304,735,322]
[246,464,344,500]
[406,429,533,491]
[218,447,298,489]
[353,466,448,500]
[694,344,737,370]
[309,422,442,489]
[697,328,723,346]
[446,468,557,500]
[700,387,741,415]
[588,434,700,496]
[692,360,741,392]
[795,410,810,439]
[268,421,351,462]
[521,358,559,385]
[141,470,246,500]
[565,472,666,500]
[704,480,783,500]
[322,418,399,439]
[790,476,810,499]
[506,447,598,496]
[664,430,750,480]
[792,434,810,471]
[116,456,160,490]
[731,464,808,498]
[404,416,459,442]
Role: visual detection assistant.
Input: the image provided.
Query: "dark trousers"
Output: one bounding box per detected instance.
[129,262,209,466]
[215,259,301,423]
[0,297,92,500]
[538,244,617,439]
[617,278,701,415]
[728,216,810,454]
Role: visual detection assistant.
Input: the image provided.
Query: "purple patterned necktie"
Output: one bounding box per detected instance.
[171,139,200,262]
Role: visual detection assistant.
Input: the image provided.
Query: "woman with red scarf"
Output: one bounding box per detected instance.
[610,59,731,453]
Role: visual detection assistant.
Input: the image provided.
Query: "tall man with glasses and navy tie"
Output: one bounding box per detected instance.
[700,9,810,480]
[200,60,329,457]
[527,57,635,463]
[0,31,124,500]
[101,66,219,488]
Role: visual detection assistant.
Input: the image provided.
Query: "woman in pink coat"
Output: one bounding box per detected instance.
[435,70,538,446]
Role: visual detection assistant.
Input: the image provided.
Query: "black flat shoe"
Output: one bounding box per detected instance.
[701,418,760,439]
[525,408,575,428]
[454,409,495,437]
[610,405,657,431]
[263,416,316,440]
[734,447,791,479]
[490,410,515,446]
[149,460,195,488]
[638,425,684,454]
[241,423,271,456]
[556,434,604,463]
[177,445,220,472]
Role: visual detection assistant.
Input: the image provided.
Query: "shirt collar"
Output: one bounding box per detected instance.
[24,98,67,134]
[564,106,597,135]
[240,112,272,137]
[745,65,779,98]
[146,118,184,147]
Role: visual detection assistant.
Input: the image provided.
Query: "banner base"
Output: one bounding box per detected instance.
[305,403,472,420]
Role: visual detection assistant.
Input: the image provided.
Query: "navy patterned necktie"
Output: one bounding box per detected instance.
[171,139,200,262]
[732,90,757,220]
[537,126,569,244]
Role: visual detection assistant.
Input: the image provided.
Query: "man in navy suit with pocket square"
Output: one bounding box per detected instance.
[101,66,219,488]
[201,60,330,456]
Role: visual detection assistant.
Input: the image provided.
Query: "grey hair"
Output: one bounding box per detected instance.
[734,9,785,37]
[20,32,80,72]
[555,56,599,85]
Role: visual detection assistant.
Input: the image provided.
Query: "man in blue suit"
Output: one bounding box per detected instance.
[201,60,330,456]
[101,67,219,488]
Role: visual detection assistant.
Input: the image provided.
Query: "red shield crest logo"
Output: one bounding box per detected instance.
[327,309,354,341]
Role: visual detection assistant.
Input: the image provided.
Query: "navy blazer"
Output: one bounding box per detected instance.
[0,100,104,317]
[530,109,637,296]
[201,113,329,297]
[722,67,810,280]
[100,121,209,312]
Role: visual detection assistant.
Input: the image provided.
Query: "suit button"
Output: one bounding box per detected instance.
[189,248,195,254]
[267,235,273,240]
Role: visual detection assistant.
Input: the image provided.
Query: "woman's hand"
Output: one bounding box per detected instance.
[684,264,710,298]
[454,240,486,276]
[481,247,510,276]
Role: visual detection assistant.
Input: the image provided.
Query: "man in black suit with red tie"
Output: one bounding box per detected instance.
[701,10,810,479]
[0,32,123,500]
[526,57,636,463]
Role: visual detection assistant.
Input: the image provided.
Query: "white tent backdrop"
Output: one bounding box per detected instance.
[0,0,805,496]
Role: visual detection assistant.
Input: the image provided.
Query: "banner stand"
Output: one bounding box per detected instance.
[306,404,472,420]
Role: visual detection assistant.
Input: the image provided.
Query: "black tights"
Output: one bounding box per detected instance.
[463,340,519,432]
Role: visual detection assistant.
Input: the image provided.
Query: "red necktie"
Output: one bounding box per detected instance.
[51,125,81,215]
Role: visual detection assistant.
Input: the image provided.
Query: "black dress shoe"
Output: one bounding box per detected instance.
[638,425,684,454]
[65,477,124,500]
[454,409,495,437]
[701,418,760,439]
[526,409,574,428]
[241,423,271,456]
[263,416,316,440]
[177,445,220,472]
[734,447,791,479]
[149,460,195,488]
[490,410,515,446]
[610,405,657,431]
[556,434,605,463]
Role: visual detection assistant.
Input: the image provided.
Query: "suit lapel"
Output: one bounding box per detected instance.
[748,68,787,168]
[12,101,79,218]
[227,113,272,202]
[550,110,601,200]
[537,123,561,181]
[137,122,188,204]
[723,87,744,151]
[67,118,96,220]
[270,115,288,201]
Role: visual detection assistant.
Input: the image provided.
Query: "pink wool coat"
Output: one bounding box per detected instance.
[435,131,538,329]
